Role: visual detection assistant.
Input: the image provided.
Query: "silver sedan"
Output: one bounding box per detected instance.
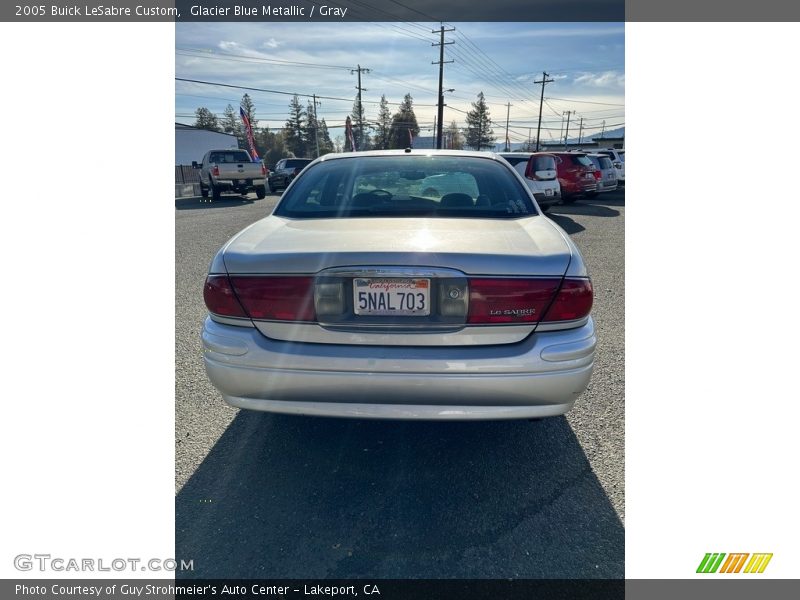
[202,150,595,420]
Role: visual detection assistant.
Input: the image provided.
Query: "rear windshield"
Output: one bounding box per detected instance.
[597,156,614,169]
[286,159,312,168]
[587,156,602,169]
[209,151,251,163]
[570,155,594,167]
[532,155,556,171]
[274,156,537,219]
[499,155,528,167]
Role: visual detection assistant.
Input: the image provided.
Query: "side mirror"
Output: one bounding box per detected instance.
[191,161,200,169]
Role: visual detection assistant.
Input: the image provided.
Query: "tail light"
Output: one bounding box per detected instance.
[541,279,593,322]
[229,276,315,321]
[211,165,220,177]
[203,275,247,318]
[467,278,592,324]
[205,275,592,325]
[594,170,602,180]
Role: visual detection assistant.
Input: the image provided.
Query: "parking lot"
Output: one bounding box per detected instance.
[175,188,625,578]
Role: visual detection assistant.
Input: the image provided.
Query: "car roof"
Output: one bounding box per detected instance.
[315,149,508,163]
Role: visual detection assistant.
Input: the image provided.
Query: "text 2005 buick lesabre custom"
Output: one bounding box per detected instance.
[202,150,595,420]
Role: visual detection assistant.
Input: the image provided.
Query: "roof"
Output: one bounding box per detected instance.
[314,149,508,165]
[175,123,237,138]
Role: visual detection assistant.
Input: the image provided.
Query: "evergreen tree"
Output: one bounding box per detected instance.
[351,94,371,151]
[240,94,258,129]
[446,120,464,150]
[465,92,496,150]
[304,100,320,158]
[319,118,334,155]
[373,94,392,150]
[388,93,420,149]
[284,95,307,157]
[222,104,243,147]
[193,107,221,132]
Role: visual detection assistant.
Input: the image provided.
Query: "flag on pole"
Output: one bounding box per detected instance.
[239,105,260,161]
[345,115,356,152]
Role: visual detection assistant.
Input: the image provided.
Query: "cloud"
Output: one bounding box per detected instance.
[573,71,625,88]
[218,41,240,51]
[262,38,280,49]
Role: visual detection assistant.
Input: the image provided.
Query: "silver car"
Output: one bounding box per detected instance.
[202,150,595,420]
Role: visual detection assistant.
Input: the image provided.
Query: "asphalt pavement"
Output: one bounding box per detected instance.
[175,188,625,578]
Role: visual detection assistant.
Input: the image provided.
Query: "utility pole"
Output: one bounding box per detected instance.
[312,94,321,158]
[350,64,370,151]
[578,116,584,146]
[600,119,606,139]
[432,25,455,149]
[504,102,511,151]
[534,71,554,152]
[563,110,573,149]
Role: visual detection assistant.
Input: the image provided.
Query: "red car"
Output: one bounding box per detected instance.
[549,152,598,202]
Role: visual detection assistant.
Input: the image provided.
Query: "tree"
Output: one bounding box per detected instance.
[239,93,258,131]
[445,120,464,150]
[388,93,420,149]
[304,100,321,158]
[222,104,243,147]
[373,94,392,150]
[465,92,496,151]
[284,94,307,157]
[318,118,334,155]
[351,94,371,151]
[193,107,221,132]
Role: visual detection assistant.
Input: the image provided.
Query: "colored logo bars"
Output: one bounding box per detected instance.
[696,553,773,574]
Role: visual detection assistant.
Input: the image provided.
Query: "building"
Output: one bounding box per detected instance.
[175,123,239,165]
[539,136,625,152]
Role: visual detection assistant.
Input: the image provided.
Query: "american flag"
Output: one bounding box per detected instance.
[240,106,260,161]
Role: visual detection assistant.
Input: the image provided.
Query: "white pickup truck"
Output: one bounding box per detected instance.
[193,149,267,200]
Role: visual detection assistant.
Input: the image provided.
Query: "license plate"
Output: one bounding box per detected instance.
[237,179,247,184]
[545,188,553,196]
[353,278,430,316]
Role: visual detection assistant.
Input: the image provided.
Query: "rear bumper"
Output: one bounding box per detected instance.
[533,190,561,207]
[213,178,266,190]
[202,316,596,420]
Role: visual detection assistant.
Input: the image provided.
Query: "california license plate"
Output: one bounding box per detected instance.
[353,278,430,316]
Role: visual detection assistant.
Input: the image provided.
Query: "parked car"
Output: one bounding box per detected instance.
[202,150,595,420]
[194,149,267,200]
[596,148,625,185]
[268,158,313,192]
[547,152,598,202]
[586,153,618,193]
[498,152,561,211]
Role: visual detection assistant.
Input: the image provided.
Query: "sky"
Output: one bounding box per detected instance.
[175,21,624,145]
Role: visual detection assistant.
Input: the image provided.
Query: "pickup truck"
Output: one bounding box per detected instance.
[193,149,267,200]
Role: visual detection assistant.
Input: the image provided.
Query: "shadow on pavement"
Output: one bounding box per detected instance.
[546,213,585,235]
[176,413,623,579]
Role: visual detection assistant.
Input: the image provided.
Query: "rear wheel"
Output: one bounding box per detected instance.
[200,184,209,198]
[211,182,221,201]
[256,186,266,200]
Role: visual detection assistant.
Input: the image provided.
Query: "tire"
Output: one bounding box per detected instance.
[256,186,266,200]
[211,182,221,201]
[200,184,209,198]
